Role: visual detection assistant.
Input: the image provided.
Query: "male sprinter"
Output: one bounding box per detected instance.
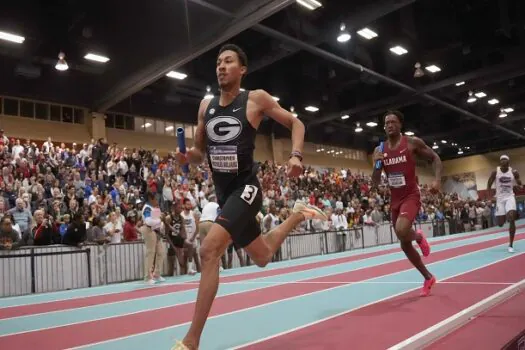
[372,110,442,296]
[487,155,522,253]
[173,44,327,349]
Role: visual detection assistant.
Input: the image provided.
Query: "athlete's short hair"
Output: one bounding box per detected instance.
[219,44,248,69]
[383,110,404,124]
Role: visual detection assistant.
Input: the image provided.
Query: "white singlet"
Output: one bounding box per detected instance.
[495,166,516,216]
[181,210,197,237]
[200,202,220,222]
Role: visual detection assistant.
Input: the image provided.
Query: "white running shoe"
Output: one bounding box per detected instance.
[145,278,156,285]
[293,201,328,221]
[155,276,166,283]
[509,247,515,253]
[187,261,197,275]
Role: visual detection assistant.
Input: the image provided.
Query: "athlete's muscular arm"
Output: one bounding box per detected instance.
[487,170,497,198]
[513,170,522,188]
[410,137,443,190]
[371,146,384,187]
[185,99,210,165]
[252,89,305,155]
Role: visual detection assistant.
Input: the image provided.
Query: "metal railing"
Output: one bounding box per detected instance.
[1,220,451,298]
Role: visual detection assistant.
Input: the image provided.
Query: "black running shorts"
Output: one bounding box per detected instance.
[215,179,263,248]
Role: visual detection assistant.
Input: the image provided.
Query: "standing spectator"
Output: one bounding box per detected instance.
[8,198,32,236]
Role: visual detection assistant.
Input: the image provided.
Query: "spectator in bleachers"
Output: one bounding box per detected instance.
[26,210,59,246]
[8,198,32,236]
[62,212,87,247]
[0,215,20,250]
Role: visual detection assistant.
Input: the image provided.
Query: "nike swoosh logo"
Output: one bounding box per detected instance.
[233,108,242,112]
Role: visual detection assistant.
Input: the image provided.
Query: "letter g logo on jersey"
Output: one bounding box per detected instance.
[206,116,242,143]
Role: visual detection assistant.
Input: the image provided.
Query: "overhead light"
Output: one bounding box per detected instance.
[404,131,415,136]
[455,81,465,86]
[357,28,378,40]
[488,98,499,105]
[475,91,487,98]
[467,91,476,103]
[452,143,457,146]
[305,106,319,112]
[0,30,25,44]
[240,88,246,92]
[337,24,351,43]
[296,0,322,10]
[272,96,280,101]
[390,46,408,56]
[499,112,507,118]
[84,53,110,63]
[316,149,321,152]
[414,62,424,78]
[341,115,350,120]
[366,121,378,127]
[432,142,439,150]
[441,140,447,144]
[165,126,174,131]
[465,146,470,150]
[290,106,298,117]
[166,71,187,80]
[204,86,214,100]
[458,149,464,155]
[355,123,363,133]
[55,52,68,71]
[142,123,152,128]
[503,107,514,113]
[425,65,441,73]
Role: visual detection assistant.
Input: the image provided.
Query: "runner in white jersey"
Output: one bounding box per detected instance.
[487,155,522,253]
[181,198,200,273]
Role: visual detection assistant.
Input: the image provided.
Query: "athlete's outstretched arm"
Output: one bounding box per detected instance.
[371,146,383,187]
[186,99,210,164]
[487,170,497,196]
[411,137,443,188]
[253,89,305,155]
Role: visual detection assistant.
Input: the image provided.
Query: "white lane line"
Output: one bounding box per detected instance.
[230,250,525,350]
[70,246,525,349]
[388,278,525,350]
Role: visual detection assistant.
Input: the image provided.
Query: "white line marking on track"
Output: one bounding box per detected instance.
[177,281,514,286]
[69,244,525,349]
[1,225,515,308]
[230,251,525,350]
[388,277,525,350]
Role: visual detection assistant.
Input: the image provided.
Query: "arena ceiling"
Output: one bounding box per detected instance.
[0,0,525,161]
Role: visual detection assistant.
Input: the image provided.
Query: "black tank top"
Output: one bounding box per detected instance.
[204,91,259,196]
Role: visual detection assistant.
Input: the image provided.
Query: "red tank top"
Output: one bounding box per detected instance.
[382,136,419,202]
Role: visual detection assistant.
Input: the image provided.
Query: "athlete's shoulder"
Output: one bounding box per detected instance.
[198,98,213,119]
[249,89,274,105]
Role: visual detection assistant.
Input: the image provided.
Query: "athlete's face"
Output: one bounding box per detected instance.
[184,201,192,211]
[500,159,509,169]
[216,50,246,88]
[384,114,401,136]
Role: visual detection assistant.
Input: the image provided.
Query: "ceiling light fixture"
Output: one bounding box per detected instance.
[272,96,280,101]
[475,91,487,98]
[390,45,408,56]
[166,71,187,80]
[290,106,298,117]
[467,91,476,103]
[296,0,322,11]
[337,23,351,43]
[425,65,441,73]
[457,149,464,155]
[357,28,378,40]
[55,52,69,71]
[503,107,514,113]
[488,98,499,105]
[432,142,439,150]
[165,126,174,131]
[0,30,25,44]
[341,115,350,120]
[355,123,363,133]
[204,86,214,99]
[142,123,152,128]
[305,106,319,112]
[441,140,447,144]
[499,110,507,118]
[455,81,465,86]
[366,121,378,127]
[84,53,110,63]
[414,62,424,78]
[404,131,415,136]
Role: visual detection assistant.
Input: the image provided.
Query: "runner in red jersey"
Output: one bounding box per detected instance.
[372,111,442,296]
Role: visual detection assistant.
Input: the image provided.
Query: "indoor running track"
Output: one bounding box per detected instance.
[1,223,525,350]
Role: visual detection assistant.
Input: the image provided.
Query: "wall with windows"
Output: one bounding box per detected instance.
[0,96,91,143]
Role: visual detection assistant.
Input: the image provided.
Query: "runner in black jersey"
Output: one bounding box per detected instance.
[173,44,327,350]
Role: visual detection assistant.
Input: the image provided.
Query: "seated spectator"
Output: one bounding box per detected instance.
[0,215,21,250]
[8,198,32,236]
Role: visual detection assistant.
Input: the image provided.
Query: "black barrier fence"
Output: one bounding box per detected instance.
[0,247,91,297]
[1,219,454,297]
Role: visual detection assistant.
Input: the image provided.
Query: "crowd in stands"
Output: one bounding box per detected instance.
[0,129,499,272]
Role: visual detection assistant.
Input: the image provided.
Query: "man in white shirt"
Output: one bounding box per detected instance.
[140,192,166,284]
[487,155,522,252]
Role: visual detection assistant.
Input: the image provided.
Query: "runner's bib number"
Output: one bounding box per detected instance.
[209,145,238,173]
[388,173,406,188]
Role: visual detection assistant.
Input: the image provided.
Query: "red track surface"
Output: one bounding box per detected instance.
[428,288,525,349]
[0,233,519,350]
[0,228,508,320]
[241,253,525,350]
